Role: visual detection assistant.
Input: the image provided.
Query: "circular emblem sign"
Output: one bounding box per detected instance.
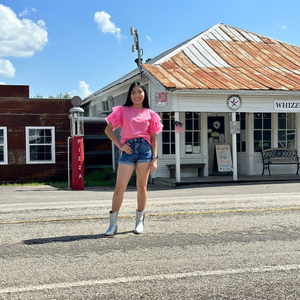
[227,95,242,111]
[213,120,221,130]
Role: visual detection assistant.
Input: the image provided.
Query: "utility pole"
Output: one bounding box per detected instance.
[130,27,143,83]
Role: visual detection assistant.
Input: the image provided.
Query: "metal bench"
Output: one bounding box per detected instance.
[167,163,206,178]
[261,148,300,176]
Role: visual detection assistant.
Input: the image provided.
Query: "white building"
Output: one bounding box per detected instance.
[82,23,300,182]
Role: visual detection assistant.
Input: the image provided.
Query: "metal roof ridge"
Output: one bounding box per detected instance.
[219,23,292,46]
[148,23,224,65]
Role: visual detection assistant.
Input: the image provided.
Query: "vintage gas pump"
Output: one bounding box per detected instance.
[68,96,85,190]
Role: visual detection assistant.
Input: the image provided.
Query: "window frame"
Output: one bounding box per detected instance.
[236,113,246,153]
[26,126,56,164]
[184,112,202,155]
[277,113,296,149]
[254,113,272,152]
[161,112,176,155]
[0,127,8,165]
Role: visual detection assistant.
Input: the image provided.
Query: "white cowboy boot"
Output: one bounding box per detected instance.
[135,210,145,234]
[105,211,118,236]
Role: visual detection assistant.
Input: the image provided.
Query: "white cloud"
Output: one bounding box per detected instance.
[19,7,36,17]
[69,81,92,99]
[281,25,287,29]
[0,81,6,84]
[94,11,122,42]
[0,4,48,58]
[19,7,29,17]
[145,35,152,42]
[0,59,16,77]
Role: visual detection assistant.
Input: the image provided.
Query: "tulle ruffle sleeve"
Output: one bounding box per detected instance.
[105,106,123,130]
[149,112,163,135]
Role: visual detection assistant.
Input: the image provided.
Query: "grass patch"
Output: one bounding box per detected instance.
[0,169,116,188]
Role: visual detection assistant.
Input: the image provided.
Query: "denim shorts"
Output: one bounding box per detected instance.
[119,138,152,165]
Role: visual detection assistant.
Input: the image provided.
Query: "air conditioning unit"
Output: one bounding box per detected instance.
[98,97,113,114]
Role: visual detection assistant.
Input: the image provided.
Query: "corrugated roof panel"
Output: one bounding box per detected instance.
[219,67,268,90]
[237,30,257,42]
[142,65,176,88]
[155,64,188,89]
[143,24,300,92]
[270,44,300,68]
[207,40,253,69]
[196,40,230,67]
[214,27,232,41]
[170,54,210,88]
[175,52,228,89]
[187,44,217,68]
[224,27,246,42]
[283,44,300,59]
[256,43,299,69]
[210,28,227,41]
[204,32,218,40]
[239,68,284,90]
[222,41,264,68]
[257,67,297,90]
[161,61,198,88]
[183,47,208,68]
[203,67,242,89]
[248,33,263,43]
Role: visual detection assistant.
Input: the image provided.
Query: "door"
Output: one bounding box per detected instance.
[207,115,226,175]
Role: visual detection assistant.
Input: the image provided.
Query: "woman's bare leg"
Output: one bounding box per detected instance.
[135,162,151,211]
[111,164,135,212]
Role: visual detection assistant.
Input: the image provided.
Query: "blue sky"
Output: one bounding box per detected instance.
[0,0,299,99]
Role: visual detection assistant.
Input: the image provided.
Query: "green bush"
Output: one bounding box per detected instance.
[84,168,116,187]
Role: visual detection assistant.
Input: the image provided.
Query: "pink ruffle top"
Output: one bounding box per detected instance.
[105,106,163,146]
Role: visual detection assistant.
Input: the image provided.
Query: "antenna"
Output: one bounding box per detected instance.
[130,27,143,82]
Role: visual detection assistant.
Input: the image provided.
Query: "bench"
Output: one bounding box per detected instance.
[167,163,206,178]
[261,148,300,176]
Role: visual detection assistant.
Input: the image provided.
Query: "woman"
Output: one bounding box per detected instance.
[104,82,163,236]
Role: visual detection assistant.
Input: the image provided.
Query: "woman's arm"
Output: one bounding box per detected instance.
[104,122,132,154]
[105,122,121,149]
[149,133,158,175]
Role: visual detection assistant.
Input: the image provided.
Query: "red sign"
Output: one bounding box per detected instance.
[71,136,85,190]
[158,92,167,103]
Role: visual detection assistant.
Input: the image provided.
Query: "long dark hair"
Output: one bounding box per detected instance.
[123,82,150,108]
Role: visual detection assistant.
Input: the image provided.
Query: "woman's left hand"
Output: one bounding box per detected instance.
[149,158,157,175]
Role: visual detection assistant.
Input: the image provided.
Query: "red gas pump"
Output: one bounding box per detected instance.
[69,96,85,190]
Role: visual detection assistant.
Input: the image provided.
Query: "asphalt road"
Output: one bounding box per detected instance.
[1,182,300,299]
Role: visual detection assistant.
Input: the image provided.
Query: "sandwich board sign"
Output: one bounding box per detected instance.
[215,145,233,172]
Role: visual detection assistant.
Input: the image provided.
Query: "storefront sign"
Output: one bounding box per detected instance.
[230,121,240,134]
[274,101,300,111]
[155,92,168,106]
[226,95,242,111]
[71,136,85,190]
[215,145,233,172]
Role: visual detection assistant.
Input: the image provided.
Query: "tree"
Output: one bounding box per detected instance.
[32,92,71,99]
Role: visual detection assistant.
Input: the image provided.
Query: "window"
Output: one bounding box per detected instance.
[236,113,246,152]
[0,127,8,164]
[254,113,271,152]
[185,112,201,154]
[162,112,175,155]
[278,113,295,149]
[26,127,55,164]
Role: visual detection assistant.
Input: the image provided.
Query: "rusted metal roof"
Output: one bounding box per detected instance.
[142,23,300,91]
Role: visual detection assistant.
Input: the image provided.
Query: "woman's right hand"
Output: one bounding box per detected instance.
[120,143,132,154]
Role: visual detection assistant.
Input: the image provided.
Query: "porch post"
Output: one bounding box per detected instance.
[175,111,181,182]
[231,112,238,181]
